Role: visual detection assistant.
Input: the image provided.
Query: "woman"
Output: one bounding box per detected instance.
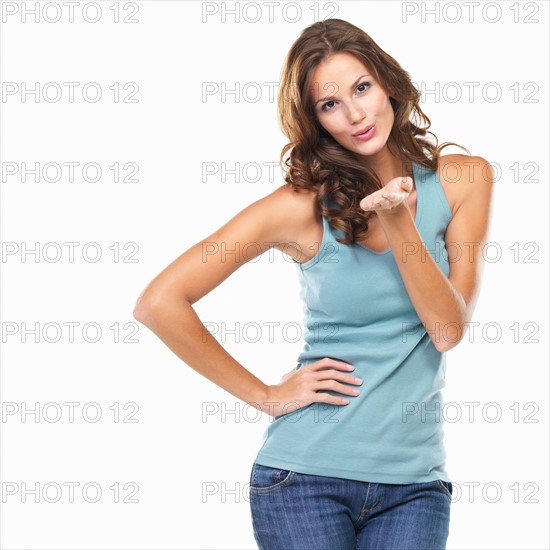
[134,18,493,550]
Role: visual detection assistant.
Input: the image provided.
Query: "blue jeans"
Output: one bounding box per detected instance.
[249,462,452,550]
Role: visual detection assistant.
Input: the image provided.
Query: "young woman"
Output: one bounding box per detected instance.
[134,18,493,550]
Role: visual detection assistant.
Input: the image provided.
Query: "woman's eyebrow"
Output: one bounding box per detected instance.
[315,74,371,104]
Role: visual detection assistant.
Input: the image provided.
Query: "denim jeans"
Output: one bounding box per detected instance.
[249,462,452,550]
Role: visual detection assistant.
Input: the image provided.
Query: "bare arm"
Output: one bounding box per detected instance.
[372,155,495,352]
[134,190,294,414]
[135,298,271,411]
[134,186,364,416]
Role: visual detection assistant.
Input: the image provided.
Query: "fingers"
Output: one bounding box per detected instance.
[306,359,363,404]
[377,198,391,208]
[312,379,362,398]
[366,198,391,210]
[293,358,364,407]
[361,175,413,211]
[400,176,414,192]
[364,194,407,211]
[361,195,398,211]
[309,358,355,371]
[314,368,362,387]
[315,393,351,406]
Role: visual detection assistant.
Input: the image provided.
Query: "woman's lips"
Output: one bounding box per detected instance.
[352,124,376,141]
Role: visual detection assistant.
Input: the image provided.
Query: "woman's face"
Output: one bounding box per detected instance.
[310,51,394,156]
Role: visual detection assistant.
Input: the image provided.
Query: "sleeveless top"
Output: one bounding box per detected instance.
[253,161,454,484]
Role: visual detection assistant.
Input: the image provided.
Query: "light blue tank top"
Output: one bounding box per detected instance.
[253,161,454,484]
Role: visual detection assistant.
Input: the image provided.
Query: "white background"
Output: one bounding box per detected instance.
[1,1,548,549]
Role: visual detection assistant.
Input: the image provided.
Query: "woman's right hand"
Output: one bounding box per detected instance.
[259,358,363,418]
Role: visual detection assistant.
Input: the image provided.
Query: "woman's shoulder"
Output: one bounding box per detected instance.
[436,153,492,217]
[270,182,320,225]
[437,153,490,173]
[252,183,320,256]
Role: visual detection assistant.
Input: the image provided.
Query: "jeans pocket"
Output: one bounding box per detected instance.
[436,479,453,499]
[249,462,295,492]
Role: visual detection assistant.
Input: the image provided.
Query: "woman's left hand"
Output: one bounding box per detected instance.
[359,176,413,215]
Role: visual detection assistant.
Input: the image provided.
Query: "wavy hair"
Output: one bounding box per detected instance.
[277,18,470,245]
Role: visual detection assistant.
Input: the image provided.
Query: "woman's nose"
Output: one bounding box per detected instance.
[347,102,366,123]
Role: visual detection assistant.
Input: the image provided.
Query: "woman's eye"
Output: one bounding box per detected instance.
[320,82,371,112]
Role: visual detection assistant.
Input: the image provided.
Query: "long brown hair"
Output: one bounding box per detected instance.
[277,18,470,245]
